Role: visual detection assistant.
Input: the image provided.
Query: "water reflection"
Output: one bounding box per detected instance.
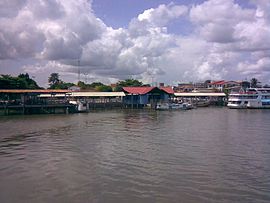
[1,108,270,202]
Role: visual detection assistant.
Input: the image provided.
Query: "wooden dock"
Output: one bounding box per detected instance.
[0,103,76,115]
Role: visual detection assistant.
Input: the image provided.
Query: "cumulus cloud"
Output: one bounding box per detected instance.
[190,0,254,43]
[137,3,188,27]
[238,58,270,75]
[0,0,270,86]
[188,0,270,82]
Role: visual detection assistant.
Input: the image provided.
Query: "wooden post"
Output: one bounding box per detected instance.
[131,94,134,109]
[22,94,25,115]
[4,104,8,115]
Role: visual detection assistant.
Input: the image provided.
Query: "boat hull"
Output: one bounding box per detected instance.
[156,103,193,110]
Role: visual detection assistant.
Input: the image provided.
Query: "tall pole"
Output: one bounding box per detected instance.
[78,59,81,82]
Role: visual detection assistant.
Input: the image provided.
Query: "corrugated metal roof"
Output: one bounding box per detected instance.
[209,80,240,85]
[39,92,125,97]
[39,94,67,97]
[0,89,71,93]
[122,87,155,94]
[159,87,174,94]
[174,92,226,97]
[209,80,225,85]
[71,92,125,97]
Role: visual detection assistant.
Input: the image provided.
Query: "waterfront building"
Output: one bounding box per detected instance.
[122,87,173,108]
[0,89,73,115]
[39,91,126,110]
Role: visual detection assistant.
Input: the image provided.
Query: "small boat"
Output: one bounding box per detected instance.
[156,103,193,110]
[69,100,88,112]
[193,100,210,107]
[156,103,170,110]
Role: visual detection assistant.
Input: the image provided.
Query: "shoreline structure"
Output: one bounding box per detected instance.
[0,88,225,115]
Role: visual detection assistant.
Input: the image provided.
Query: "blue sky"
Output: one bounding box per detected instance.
[92,0,252,29]
[0,0,270,86]
[93,0,204,28]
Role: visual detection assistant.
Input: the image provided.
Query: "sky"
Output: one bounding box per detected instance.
[0,0,270,87]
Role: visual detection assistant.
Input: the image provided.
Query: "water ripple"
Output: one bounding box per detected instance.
[1,109,270,202]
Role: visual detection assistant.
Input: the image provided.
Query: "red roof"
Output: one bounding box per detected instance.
[159,87,174,94]
[209,80,226,85]
[122,87,155,94]
[209,80,240,85]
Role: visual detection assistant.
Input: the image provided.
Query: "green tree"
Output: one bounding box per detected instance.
[18,73,40,89]
[48,73,60,87]
[114,79,144,91]
[0,74,41,89]
[250,78,259,88]
[89,82,104,88]
[77,81,110,91]
[48,73,75,89]
[95,85,112,92]
[49,81,75,89]
[77,81,87,89]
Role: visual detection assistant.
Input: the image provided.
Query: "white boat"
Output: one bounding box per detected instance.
[156,103,193,110]
[227,88,270,109]
[69,100,88,112]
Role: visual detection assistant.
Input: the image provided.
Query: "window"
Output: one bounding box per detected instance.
[262,101,270,105]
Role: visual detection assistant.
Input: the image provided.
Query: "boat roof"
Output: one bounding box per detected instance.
[174,92,226,97]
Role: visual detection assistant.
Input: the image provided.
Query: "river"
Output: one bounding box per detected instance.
[1,108,270,202]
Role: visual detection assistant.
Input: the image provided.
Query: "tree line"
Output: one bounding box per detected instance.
[0,72,266,91]
[48,72,147,91]
[0,73,41,89]
[0,72,147,91]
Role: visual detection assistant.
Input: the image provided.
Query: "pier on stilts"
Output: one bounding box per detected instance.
[0,89,75,115]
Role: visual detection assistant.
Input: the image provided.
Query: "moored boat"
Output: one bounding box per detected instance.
[193,100,210,107]
[69,100,88,112]
[156,102,193,110]
[227,88,270,109]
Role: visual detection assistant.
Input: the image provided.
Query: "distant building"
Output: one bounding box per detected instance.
[175,83,194,92]
[68,86,81,91]
[208,80,240,91]
[159,83,165,87]
[193,82,207,89]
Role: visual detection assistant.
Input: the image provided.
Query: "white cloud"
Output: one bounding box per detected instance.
[234,19,270,51]
[137,3,188,27]
[1,0,270,86]
[190,0,254,43]
[238,58,270,74]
